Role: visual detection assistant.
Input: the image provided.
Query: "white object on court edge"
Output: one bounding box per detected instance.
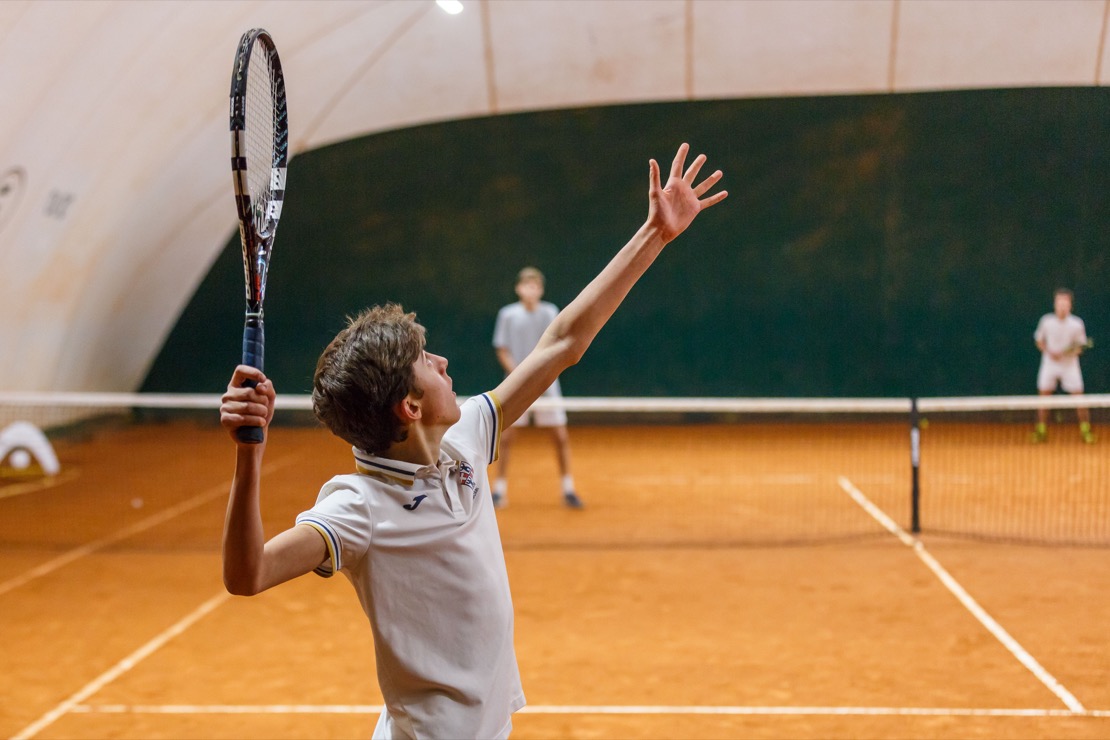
[0,421,61,475]
[9,449,31,469]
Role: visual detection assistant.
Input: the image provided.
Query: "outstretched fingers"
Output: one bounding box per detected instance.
[646,144,727,241]
[669,142,690,180]
[699,187,729,210]
[683,153,707,185]
[693,169,724,198]
[677,146,726,209]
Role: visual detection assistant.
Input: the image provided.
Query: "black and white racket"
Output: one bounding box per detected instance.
[229,28,288,443]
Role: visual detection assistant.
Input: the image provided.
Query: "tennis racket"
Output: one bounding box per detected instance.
[1066,338,1094,355]
[229,28,289,443]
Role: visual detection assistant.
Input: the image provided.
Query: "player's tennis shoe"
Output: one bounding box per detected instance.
[1031,423,1048,443]
[563,491,583,509]
[492,491,506,509]
[1080,422,1096,444]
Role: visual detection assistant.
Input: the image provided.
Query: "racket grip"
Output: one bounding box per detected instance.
[237,317,266,444]
[241,317,265,373]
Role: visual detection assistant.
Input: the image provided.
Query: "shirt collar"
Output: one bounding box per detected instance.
[353,447,455,484]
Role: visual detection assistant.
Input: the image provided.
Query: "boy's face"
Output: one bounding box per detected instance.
[412,350,461,427]
[1055,293,1072,318]
[515,277,544,306]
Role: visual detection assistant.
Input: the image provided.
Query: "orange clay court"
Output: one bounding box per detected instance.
[1,416,1108,740]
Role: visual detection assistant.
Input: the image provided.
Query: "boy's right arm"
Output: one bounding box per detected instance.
[220,365,327,596]
[493,143,726,425]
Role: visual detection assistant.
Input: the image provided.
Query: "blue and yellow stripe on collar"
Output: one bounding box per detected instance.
[353,450,419,484]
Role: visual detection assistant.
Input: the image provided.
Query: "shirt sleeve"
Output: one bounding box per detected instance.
[450,392,503,465]
[1034,316,1047,343]
[493,306,509,349]
[295,480,374,578]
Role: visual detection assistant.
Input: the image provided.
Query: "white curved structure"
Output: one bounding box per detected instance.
[1,0,1106,391]
[0,420,61,475]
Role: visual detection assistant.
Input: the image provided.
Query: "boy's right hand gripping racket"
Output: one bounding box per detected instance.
[229,28,289,443]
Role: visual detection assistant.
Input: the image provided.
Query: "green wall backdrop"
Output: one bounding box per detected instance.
[143,88,1110,398]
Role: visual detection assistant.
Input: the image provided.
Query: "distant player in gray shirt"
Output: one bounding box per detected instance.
[492,267,583,508]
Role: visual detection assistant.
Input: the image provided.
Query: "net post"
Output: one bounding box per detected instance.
[909,396,921,534]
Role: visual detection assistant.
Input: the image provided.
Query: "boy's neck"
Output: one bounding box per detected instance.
[383,423,445,467]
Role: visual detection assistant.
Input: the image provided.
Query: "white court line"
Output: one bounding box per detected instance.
[12,591,231,740]
[7,454,302,737]
[0,455,298,598]
[68,703,1110,718]
[837,475,1087,713]
[0,470,80,501]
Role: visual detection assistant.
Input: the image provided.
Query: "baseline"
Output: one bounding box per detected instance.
[67,703,1110,718]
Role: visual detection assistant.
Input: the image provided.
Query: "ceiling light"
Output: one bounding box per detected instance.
[436,0,464,14]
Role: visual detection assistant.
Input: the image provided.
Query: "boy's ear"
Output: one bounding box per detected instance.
[393,393,422,424]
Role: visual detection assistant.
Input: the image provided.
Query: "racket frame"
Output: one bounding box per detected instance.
[229,28,289,443]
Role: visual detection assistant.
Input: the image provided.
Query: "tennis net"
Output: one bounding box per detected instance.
[0,392,1106,547]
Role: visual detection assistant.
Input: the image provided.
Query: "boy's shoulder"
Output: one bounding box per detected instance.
[444,393,500,464]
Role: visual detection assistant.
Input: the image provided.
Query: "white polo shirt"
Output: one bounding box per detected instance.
[296,393,525,740]
[493,301,562,398]
[1035,313,1087,357]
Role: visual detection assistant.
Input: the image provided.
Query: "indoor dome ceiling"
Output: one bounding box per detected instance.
[1,0,1107,391]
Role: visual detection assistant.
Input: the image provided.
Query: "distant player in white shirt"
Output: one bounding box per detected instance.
[492,266,581,509]
[1033,288,1095,443]
[218,144,727,739]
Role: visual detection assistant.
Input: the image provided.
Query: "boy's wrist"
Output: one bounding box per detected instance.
[635,222,668,250]
[236,441,266,463]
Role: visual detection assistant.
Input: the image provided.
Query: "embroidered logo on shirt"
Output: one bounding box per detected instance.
[456,462,476,493]
[402,494,428,511]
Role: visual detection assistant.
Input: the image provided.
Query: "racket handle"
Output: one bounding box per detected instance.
[237,317,266,444]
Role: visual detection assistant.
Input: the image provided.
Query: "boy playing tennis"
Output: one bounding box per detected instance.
[219,143,726,739]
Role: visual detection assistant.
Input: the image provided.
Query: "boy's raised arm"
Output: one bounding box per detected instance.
[220,366,327,595]
[493,143,727,425]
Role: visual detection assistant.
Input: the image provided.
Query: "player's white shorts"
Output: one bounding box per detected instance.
[372,709,398,740]
[373,707,510,740]
[511,401,567,428]
[1038,358,1084,393]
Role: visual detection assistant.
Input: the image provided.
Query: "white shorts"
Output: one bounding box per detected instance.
[511,401,567,428]
[1038,358,1084,393]
[372,709,410,740]
[372,707,512,740]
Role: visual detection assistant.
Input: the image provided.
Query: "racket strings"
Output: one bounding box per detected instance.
[244,46,277,232]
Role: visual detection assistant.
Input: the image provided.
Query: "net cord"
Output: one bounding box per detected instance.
[1,393,1108,413]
